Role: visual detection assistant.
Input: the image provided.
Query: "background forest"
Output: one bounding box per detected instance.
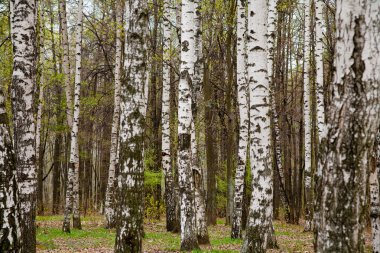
[1,0,379,252]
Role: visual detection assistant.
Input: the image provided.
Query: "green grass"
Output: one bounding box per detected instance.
[211,237,242,246]
[37,227,115,250]
[34,215,320,252]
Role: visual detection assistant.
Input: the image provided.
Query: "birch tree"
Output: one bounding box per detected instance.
[313,0,326,236]
[316,1,380,251]
[58,0,73,128]
[10,0,37,250]
[268,0,290,223]
[177,0,199,250]
[231,0,248,239]
[36,0,45,215]
[241,0,275,251]
[63,0,84,232]
[0,87,19,252]
[192,0,209,244]
[302,0,313,232]
[104,1,123,229]
[114,0,148,251]
[162,0,178,232]
[315,0,325,139]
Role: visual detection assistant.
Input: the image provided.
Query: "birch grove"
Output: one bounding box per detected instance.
[3,0,380,252]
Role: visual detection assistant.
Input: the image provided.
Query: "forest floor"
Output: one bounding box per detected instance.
[36,215,372,252]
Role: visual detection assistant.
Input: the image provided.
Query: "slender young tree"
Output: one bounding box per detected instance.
[177,0,199,250]
[62,0,84,232]
[269,0,291,223]
[315,0,325,138]
[241,0,275,251]
[162,0,178,232]
[114,0,148,251]
[192,0,209,244]
[36,0,45,215]
[316,1,380,251]
[58,0,73,128]
[0,87,19,252]
[313,0,326,236]
[10,0,37,251]
[231,0,248,239]
[104,0,123,229]
[303,0,313,232]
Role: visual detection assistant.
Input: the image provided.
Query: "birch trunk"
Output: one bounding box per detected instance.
[371,131,380,253]
[63,0,83,232]
[49,1,61,215]
[114,0,148,251]
[162,0,178,233]
[313,0,326,237]
[302,0,313,232]
[36,0,45,215]
[315,0,325,139]
[58,0,73,128]
[315,1,380,251]
[104,1,123,229]
[10,0,37,250]
[177,0,199,250]
[241,0,275,251]
[267,0,291,223]
[231,0,248,239]
[0,86,19,251]
[192,0,209,244]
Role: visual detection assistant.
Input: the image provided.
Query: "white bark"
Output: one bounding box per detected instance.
[303,0,313,232]
[315,0,325,140]
[368,3,380,253]
[36,0,45,176]
[231,0,248,239]
[241,0,275,251]
[316,1,380,251]
[10,0,37,250]
[63,0,83,232]
[36,0,45,215]
[58,0,73,128]
[104,2,123,229]
[313,0,326,237]
[162,0,178,232]
[192,0,209,244]
[114,0,148,251]
[0,87,19,251]
[177,0,199,250]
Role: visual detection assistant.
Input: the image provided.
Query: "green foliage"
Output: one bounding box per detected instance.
[144,194,164,221]
[144,170,162,188]
[144,148,157,172]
